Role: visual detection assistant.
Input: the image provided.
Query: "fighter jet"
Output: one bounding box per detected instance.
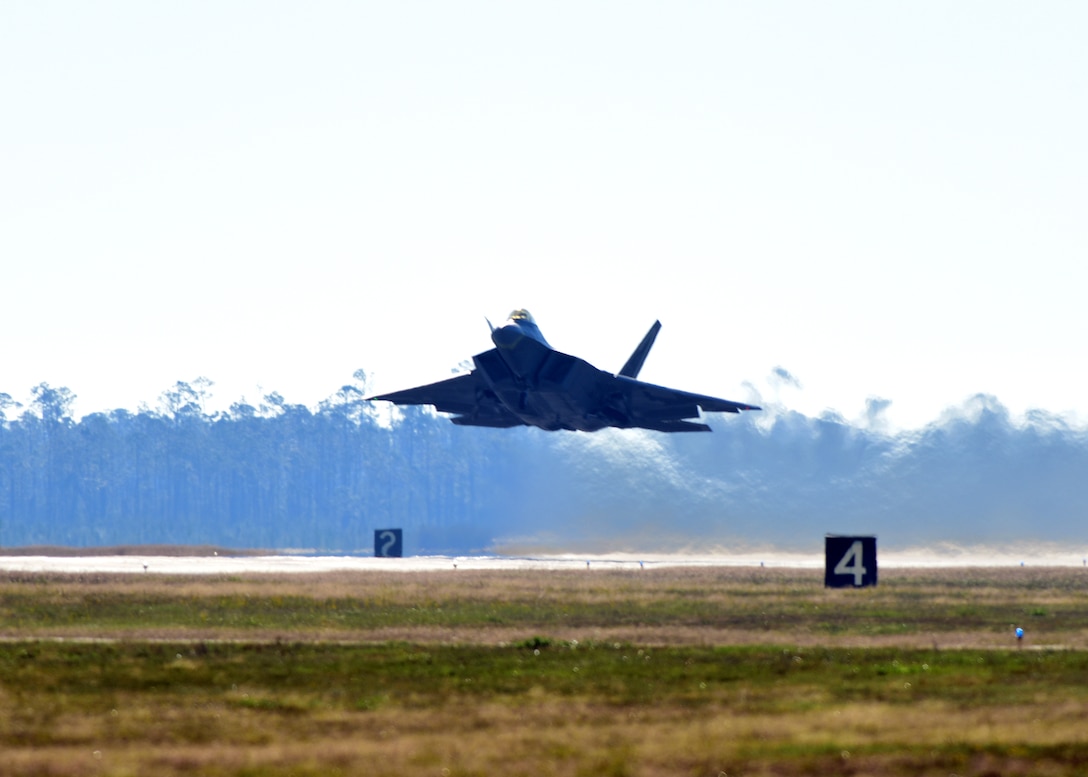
[367,310,760,432]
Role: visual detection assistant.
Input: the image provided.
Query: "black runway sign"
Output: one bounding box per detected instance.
[374,529,403,558]
[825,535,877,587]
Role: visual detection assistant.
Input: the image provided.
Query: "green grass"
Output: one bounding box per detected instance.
[8,640,1030,715]
[3,566,1086,642]
[1,566,1088,775]
[3,641,1088,775]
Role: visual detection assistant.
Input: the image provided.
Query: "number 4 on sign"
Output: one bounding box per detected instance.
[834,540,868,586]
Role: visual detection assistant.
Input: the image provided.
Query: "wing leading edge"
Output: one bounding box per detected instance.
[369,373,526,428]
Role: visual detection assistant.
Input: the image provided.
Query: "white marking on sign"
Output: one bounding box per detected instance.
[833,540,868,586]
[378,531,398,556]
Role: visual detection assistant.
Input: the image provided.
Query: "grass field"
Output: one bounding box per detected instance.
[1,566,1087,775]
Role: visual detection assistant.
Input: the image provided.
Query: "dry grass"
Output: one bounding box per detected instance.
[3,689,1088,776]
[2,565,1088,775]
[3,565,1087,648]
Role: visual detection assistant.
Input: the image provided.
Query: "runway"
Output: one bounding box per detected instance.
[1,546,1084,574]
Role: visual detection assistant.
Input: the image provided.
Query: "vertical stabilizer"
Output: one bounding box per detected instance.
[618,320,661,378]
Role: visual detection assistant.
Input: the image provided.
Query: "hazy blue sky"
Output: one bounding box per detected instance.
[3,2,1086,429]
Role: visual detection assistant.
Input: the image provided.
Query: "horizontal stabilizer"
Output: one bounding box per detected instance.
[618,320,661,378]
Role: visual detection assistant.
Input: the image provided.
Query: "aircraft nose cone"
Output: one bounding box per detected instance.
[491,324,524,350]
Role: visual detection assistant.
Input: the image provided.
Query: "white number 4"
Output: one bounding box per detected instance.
[834,540,868,586]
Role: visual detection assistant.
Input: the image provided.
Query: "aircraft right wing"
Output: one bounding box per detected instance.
[608,375,761,432]
[368,370,527,428]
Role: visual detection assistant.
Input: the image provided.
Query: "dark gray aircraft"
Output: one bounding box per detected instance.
[368,310,760,432]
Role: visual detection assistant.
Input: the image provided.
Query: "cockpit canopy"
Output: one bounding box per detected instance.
[507,309,536,324]
[501,308,549,347]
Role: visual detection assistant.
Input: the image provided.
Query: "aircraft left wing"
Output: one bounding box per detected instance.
[368,372,526,428]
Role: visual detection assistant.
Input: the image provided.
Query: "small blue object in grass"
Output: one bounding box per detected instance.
[1015,627,1024,641]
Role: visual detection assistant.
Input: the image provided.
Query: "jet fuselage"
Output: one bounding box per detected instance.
[369,309,759,433]
[480,312,608,431]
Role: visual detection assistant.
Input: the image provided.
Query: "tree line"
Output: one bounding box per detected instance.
[4,379,1088,553]
[0,377,523,553]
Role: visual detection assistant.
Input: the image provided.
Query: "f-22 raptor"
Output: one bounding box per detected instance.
[368,310,760,432]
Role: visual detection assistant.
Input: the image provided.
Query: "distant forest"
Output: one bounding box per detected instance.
[3,379,1088,553]
[0,377,523,552]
